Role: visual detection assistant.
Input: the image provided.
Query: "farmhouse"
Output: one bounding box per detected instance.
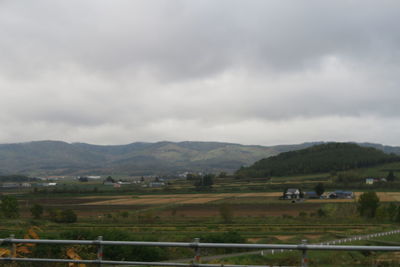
[284,188,301,199]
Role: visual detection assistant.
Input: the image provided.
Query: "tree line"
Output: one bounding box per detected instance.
[0,195,77,223]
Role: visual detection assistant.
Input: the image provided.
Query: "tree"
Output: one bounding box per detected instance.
[61,209,77,223]
[195,174,214,189]
[282,188,288,198]
[0,195,19,218]
[387,171,396,182]
[314,183,325,196]
[395,206,400,223]
[105,176,115,183]
[387,203,398,221]
[202,174,214,187]
[78,177,88,182]
[30,203,43,219]
[357,192,380,218]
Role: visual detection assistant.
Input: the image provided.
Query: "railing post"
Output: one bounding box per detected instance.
[97,236,103,267]
[9,234,16,266]
[301,239,308,267]
[193,238,201,265]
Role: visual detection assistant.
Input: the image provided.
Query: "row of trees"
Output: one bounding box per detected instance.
[0,195,77,223]
[187,173,215,189]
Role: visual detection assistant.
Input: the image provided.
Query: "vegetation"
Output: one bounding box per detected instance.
[195,174,215,189]
[47,209,78,223]
[30,204,44,219]
[386,170,396,182]
[0,195,19,218]
[0,174,34,182]
[358,192,380,218]
[314,183,325,196]
[236,143,400,178]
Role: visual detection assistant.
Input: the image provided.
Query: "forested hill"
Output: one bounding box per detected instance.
[235,143,400,178]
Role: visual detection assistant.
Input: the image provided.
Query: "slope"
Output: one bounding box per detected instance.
[235,143,400,178]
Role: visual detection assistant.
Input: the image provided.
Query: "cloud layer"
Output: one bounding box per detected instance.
[1,0,400,146]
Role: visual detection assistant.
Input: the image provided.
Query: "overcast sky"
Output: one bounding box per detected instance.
[1,0,400,146]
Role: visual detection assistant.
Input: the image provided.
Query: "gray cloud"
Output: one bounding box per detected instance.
[0,0,400,145]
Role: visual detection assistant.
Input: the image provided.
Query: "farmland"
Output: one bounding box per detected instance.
[2,167,400,265]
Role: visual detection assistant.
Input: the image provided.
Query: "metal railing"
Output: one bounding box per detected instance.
[1,229,400,267]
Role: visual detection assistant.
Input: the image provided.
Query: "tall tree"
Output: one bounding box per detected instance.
[314,183,325,196]
[387,171,396,182]
[357,192,380,218]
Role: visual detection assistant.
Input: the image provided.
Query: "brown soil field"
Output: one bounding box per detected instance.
[33,191,400,218]
[80,191,400,206]
[84,198,185,205]
[79,192,288,206]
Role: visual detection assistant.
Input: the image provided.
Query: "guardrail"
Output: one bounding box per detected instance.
[1,230,400,267]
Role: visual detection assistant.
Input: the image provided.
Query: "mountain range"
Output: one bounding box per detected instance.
[0,140,399,176]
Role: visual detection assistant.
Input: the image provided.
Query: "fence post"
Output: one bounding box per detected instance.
[193,238,201,265]
[97,236,103,267]
[9,234,16,266]
[301,239,308,267]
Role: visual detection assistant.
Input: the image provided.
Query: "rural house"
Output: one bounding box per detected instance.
[284,188,301,199]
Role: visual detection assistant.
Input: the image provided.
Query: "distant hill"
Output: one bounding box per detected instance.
[235,143,400,178]
[0,141,312,176]
[0,140,399,176]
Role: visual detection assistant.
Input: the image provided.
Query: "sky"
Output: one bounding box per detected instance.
[1,0,400,146]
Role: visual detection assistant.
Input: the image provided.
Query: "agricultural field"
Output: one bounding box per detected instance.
[2,175,400,266]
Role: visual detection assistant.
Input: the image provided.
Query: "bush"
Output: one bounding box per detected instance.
[48,209,77,223]
[0,195,19,218]
[30,203,44,219]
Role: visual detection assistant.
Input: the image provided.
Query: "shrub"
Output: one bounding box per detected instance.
[0,195,19,218]
[48,209,77,223]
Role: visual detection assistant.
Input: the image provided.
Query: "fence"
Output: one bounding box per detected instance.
[1,229,400,267]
